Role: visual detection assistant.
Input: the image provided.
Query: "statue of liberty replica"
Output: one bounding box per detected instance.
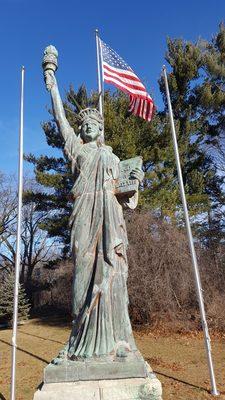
[33,42,162,400]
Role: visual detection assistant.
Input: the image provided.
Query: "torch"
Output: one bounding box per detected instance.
[42,45,58,90]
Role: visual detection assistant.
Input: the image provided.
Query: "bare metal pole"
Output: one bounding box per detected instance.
[162,65,219,396]
[10,66,25,400]
[95,29,104,129]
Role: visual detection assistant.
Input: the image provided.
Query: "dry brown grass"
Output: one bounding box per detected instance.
[0,320,225,400]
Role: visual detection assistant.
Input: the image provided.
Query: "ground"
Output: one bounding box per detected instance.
[0,319,224,400]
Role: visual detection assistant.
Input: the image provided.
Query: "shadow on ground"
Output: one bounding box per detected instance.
[19,330,65,345]
[153,369,209,393]
[0,339,49,364]
[30,310,71,328]
[36,382,44,391]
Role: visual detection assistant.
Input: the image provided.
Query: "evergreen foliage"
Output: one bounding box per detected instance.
[158,29,225,242]
[0,272,30,324]
[193,23,225,246]
[25,24,225,253]
[196,23,225,143]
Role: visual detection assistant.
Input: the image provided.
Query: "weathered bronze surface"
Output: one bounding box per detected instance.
[42,45,144,363]
[33,43,163,400]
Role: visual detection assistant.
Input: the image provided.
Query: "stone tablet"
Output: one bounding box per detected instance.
[33,44,163,400]
[115,156,143,199]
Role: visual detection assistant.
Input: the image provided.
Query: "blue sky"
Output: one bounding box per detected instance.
[0,0,224,174]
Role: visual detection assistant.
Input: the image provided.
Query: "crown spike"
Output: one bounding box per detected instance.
[78,108,103,124]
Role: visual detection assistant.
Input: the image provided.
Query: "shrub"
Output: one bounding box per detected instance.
[30,211,225,331]
[0,272,30,325]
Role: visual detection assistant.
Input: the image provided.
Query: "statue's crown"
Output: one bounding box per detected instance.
[78,108,103,124]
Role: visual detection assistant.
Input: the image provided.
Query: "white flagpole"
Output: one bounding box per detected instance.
[162,65,219,397]
[10,66,25,400]
[95,29,104,132]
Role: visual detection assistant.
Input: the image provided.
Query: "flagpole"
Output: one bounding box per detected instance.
[10,66,25,400]
[162,65,219,397]
[95,29,104,124]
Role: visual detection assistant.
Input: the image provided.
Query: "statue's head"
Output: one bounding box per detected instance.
[78,108,103,143]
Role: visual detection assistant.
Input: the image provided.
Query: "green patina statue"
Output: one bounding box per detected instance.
[42,46,144,361]
[33,44,162,400]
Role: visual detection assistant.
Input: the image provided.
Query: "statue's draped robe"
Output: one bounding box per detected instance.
[64,132,136,358]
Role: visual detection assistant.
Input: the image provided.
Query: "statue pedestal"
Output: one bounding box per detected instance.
[44,351,149,382]
[33,354,162,399]
[33,368,162,400]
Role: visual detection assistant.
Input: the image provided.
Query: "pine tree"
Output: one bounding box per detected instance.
[25,86,167,252]
[24,85,94,255]
[196,22,225,147]
[192,23,225,246]
[0,272,30,324]
[158,35,224,229]
[25,26,225,252]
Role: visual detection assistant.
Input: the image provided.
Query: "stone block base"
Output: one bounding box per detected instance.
[33,373,162,400]
[44,351,147,383]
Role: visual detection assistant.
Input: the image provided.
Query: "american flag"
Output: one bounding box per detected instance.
[100,39,154,122]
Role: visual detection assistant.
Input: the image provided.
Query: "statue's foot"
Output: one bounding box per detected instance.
[51,356,65,365]
[51,345,68,365]
[116,343,130,358]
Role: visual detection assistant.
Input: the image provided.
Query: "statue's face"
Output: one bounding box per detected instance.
[80,117,102,143]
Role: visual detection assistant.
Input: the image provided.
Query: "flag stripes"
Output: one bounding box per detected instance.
[100,39,154,122]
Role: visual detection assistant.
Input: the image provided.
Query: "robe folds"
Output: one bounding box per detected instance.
[64,134,136,358]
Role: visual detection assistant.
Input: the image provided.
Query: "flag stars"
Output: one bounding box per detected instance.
[101,41,132,71]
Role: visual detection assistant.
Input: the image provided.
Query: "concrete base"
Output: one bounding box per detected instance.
[44,351,148,383]
[33,372,162,400]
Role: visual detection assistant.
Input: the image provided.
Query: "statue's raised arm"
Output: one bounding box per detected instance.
[42,45,80,161]
[35,41,162,400]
